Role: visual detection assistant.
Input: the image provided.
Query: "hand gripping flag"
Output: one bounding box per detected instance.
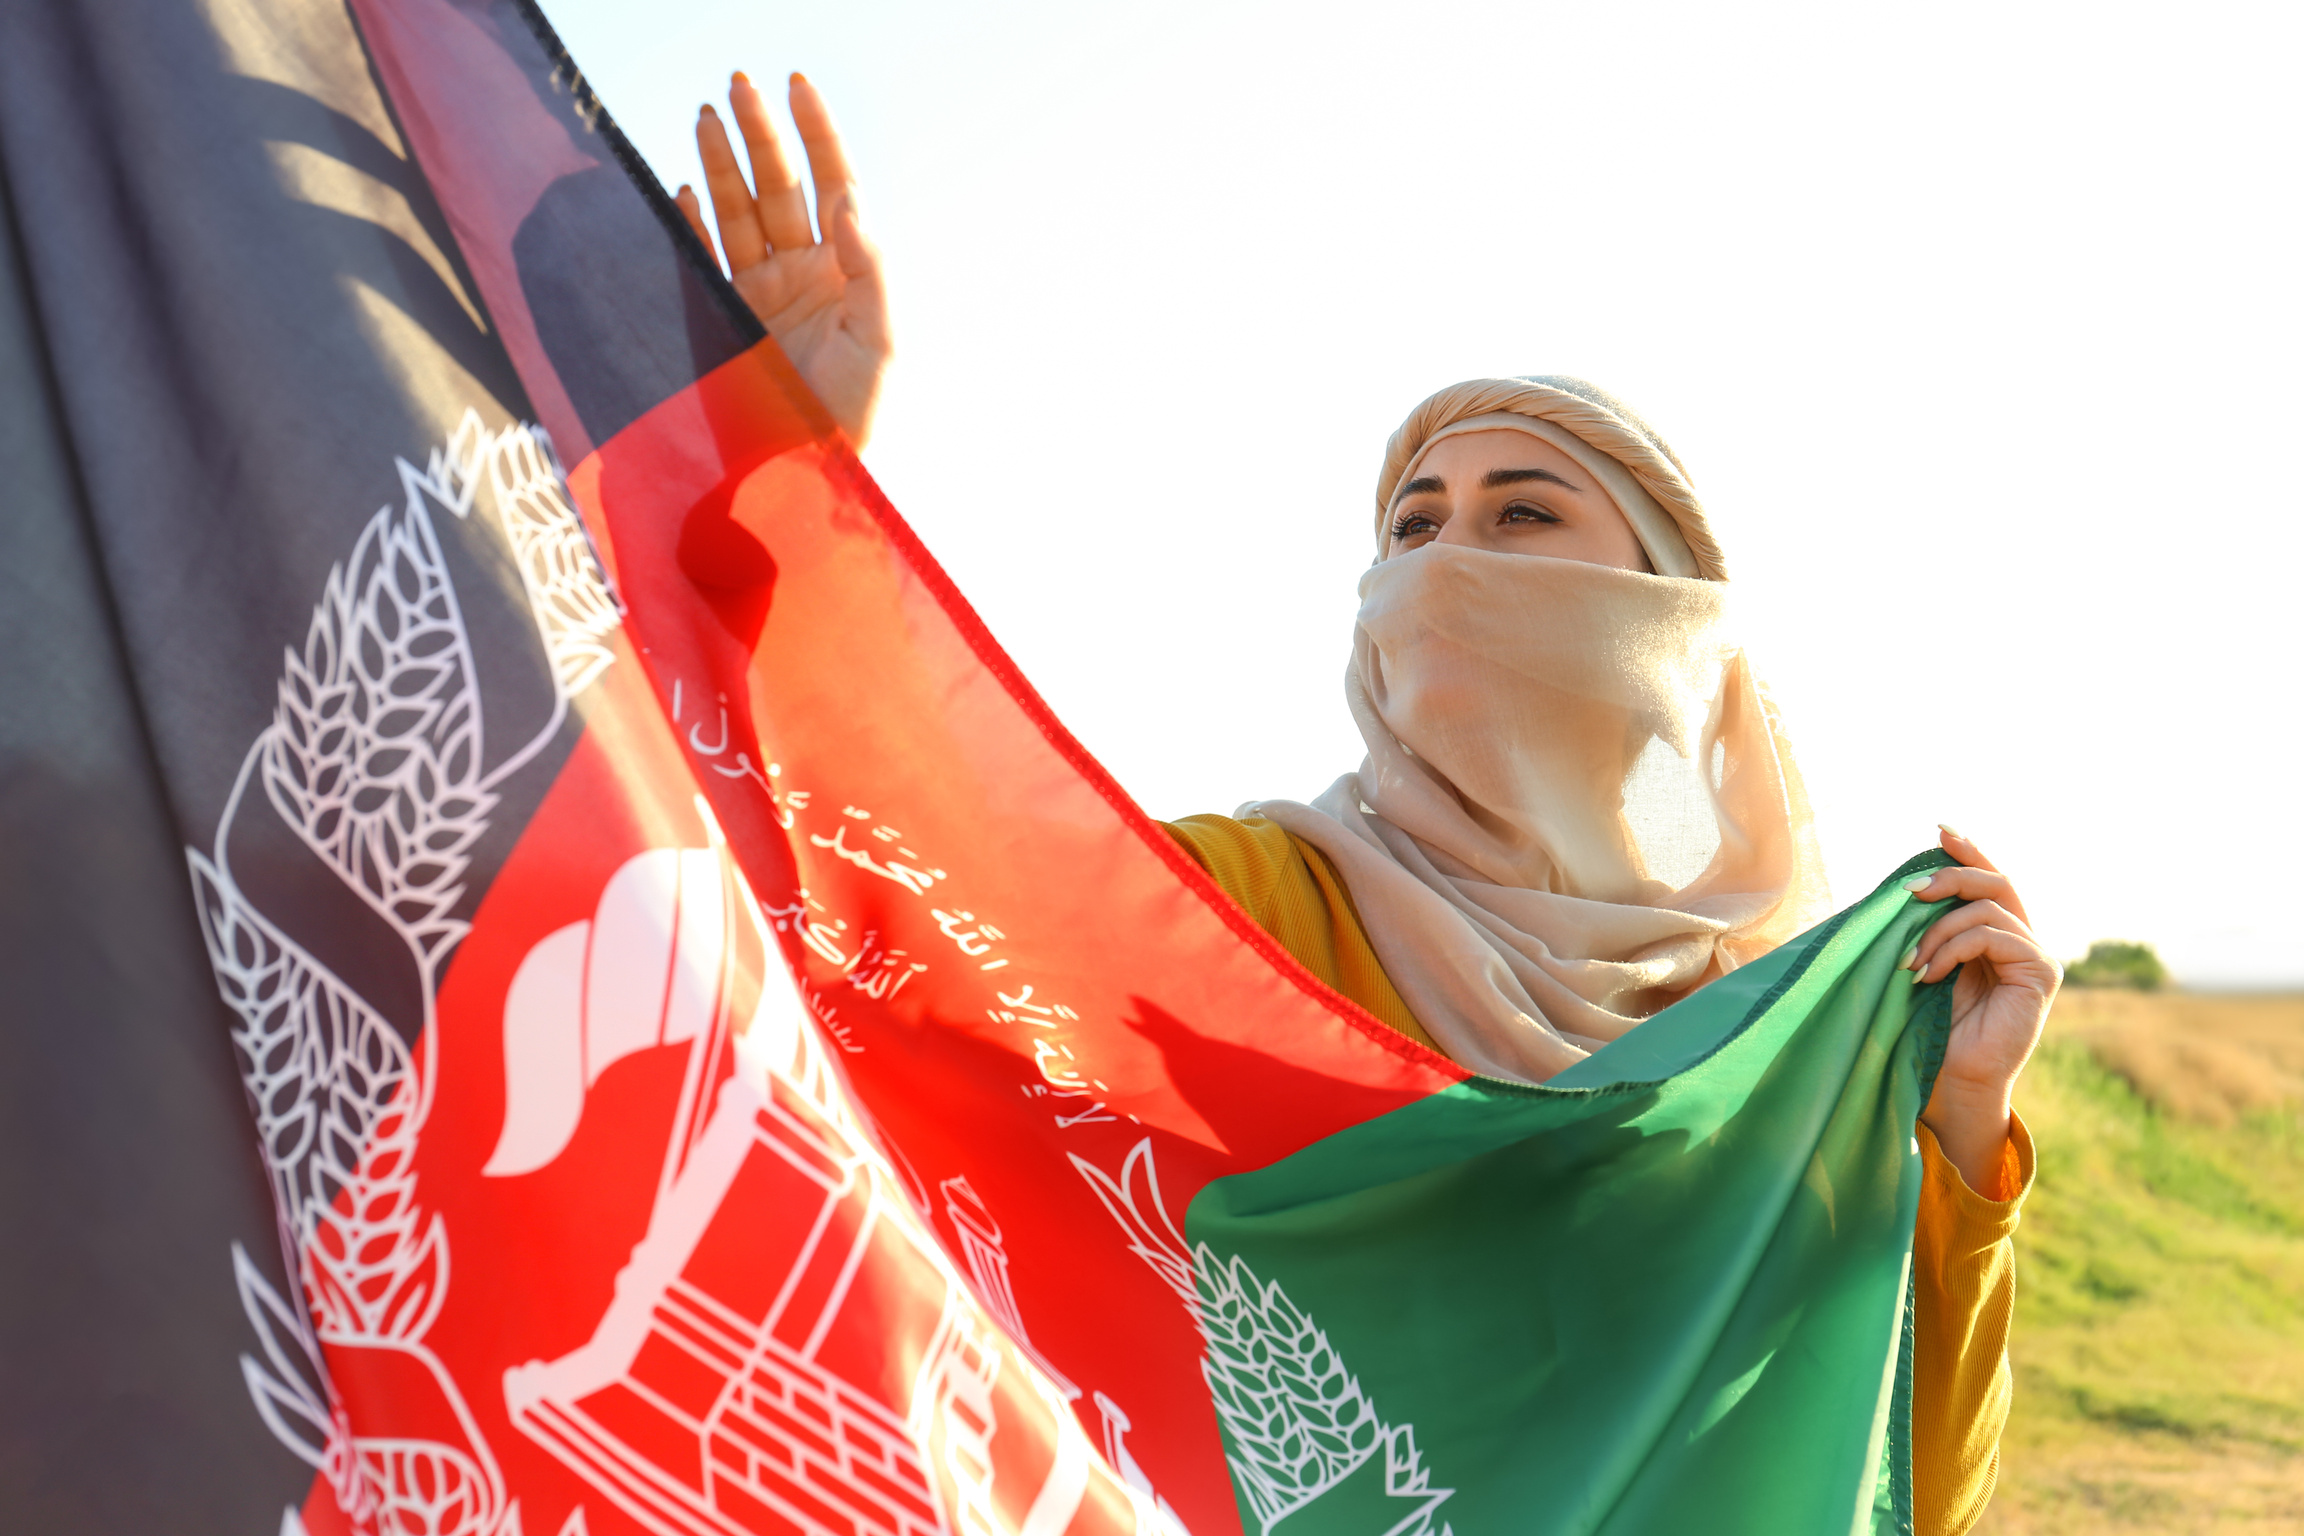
[0,3,1955,1534]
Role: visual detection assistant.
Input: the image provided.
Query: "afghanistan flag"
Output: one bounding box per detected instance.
[0,2,1956,1533]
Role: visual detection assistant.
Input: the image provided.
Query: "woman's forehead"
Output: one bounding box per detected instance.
[1410,428,1588,485]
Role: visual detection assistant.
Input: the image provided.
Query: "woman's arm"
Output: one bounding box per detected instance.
[1903,830,2049,1532]
[1901,827,2060,1189]
[673,73,892,447]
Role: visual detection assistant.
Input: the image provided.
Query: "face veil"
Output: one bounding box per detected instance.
[1247,377,1831,1082]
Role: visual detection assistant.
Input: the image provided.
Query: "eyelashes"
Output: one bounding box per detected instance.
[1390,503,1560,543]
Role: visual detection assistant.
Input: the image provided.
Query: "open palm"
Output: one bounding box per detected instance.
[675,72,890,447]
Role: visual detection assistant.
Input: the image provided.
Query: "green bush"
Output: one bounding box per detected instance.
[2065,939,2169,991]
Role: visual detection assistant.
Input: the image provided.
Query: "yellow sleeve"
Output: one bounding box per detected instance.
[1910,1110,2036,1536]
[1161,813,1441,1054]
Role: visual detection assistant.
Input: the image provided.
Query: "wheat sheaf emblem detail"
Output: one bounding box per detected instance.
[485,421,620,699]
[188,410,619,1536]
[1073,1140,1456,1536]
[260,495,495,967]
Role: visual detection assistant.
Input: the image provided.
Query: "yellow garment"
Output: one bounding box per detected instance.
[1913,1115,2034,1533]
[1165,812,2033,1536]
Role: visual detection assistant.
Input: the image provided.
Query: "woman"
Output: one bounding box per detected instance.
[675,73,2059,1536]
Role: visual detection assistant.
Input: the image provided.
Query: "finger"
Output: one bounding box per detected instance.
[673,184,718,262]
[1937,824,2001,874]
[730,71,814,251]
[788,72,858,242]
[1913,920,2059,987]
[1900,864,2017,910]
[828,192,888,346]
[1932,824,2032,926]
[696,104,769,272]
[1906,900,2034,973]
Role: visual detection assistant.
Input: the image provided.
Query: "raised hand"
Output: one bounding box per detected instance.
[675,72,890,447]
[1901,827,2062,1194]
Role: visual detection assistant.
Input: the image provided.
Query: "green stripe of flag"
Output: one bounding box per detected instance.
[1186,852,1960,1536]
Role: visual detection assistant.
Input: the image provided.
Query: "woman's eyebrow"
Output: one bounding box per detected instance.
[1391,474,1446,507]
[1482,467,1581,491]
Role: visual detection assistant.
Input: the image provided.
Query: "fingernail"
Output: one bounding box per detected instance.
[732,70,752,89]
[1939,823,1965,842]
[792,71,810,86]
[1900,874,1934,894]
[700,103,717,118]
[1900,942,1920,972]
[840,184,862,221]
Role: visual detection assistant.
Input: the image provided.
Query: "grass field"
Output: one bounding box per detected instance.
[1974,990,2304,1534]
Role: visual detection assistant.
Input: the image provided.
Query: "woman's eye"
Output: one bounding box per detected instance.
[1391,513,1438,541]
[1501,502,1562,526]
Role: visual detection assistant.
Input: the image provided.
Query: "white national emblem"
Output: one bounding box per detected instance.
[193,409,1188,1536]
[1073,1141,1455,1536]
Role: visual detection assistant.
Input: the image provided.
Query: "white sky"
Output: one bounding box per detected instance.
[542,0,2304,986]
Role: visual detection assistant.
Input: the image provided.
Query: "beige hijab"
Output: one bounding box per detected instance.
[1248,377,1829,1083]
